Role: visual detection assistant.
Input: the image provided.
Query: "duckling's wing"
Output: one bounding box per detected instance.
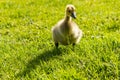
[52,20,65,43]
[71,22,81,36]
[71,22,83,43]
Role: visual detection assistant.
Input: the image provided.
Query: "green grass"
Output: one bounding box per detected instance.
[0,0,120,79]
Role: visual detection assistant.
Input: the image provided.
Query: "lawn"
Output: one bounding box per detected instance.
[0,0,120,80]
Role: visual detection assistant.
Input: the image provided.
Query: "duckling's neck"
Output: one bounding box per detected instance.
[65,16,72,22]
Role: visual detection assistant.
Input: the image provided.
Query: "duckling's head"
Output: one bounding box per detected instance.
[66,4,76,19]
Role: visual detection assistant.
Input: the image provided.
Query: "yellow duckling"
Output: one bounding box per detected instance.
[52,4,82,48]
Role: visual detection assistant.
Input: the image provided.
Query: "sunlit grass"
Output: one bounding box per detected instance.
[0,0,120,79]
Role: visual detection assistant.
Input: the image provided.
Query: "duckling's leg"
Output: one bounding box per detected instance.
[72,43,76,51]
[72,43,76,46]
[55,42,59,48]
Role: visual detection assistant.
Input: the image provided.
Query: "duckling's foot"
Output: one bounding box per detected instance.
[55,43,59,48]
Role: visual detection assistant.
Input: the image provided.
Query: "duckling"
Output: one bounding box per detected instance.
[52,4,82,48]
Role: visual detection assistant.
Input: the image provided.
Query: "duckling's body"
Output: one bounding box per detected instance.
[52,4,82,47]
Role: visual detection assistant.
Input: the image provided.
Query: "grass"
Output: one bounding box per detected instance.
[0,0,120,79]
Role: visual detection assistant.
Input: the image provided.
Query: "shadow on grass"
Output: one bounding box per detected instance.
[16,48,62,77]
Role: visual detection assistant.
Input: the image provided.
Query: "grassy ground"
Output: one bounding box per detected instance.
[0,0,120,79]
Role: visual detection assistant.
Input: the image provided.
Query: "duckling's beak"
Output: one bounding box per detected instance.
[71,12,76,19]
